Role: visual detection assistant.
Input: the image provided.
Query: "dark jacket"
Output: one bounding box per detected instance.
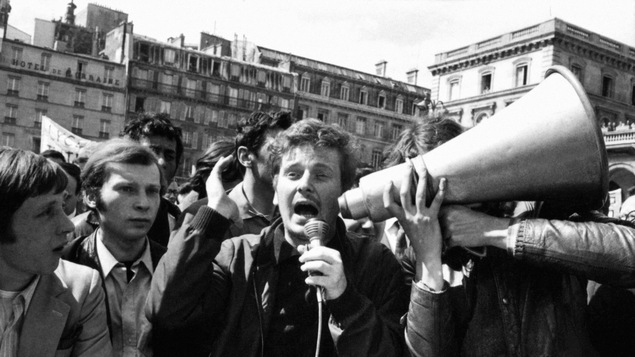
[62,230,167,334]
[148,206,409,357]
[405,217,635,357]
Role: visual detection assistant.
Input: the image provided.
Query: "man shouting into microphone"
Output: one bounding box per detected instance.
[147,119,409,356]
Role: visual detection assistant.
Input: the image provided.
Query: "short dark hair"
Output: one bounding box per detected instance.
[0,147,68,243]
[235,110,294,156]
[188,140,242,198]
[270,118,358,192]
[81,138,161,206]
[59,162,81,195]
[383,117,463,168]
[41,149,66,163]
[121,112,183,169]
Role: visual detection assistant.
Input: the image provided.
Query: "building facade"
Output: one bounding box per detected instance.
[0,38,126,157]
[104,27,297,177]
[428,18,635,200]
[258,48,429,168]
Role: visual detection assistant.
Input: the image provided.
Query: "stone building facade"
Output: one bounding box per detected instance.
[428,18,635,200]
[0,39,126,157]
[258,47,429,168]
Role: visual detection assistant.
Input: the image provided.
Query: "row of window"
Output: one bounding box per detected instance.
[133,42,293,91]
[448,63,530,101]
[11,46,117,83]
[134,96,240,130]
[299,107,404,141]
[299,75,409,114]
[3,104,112,137]
[6,76,116,111]
[132,68,292,110]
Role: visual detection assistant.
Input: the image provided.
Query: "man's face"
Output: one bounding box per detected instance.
[250,130,282,186]
[0,190,74,283]
[275,145,342,246]
[62,172,79,216]
[95,162,161,243]
[139,135,178,182]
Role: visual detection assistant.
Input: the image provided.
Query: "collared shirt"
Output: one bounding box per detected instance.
[96,237,153,357]
[227,182,274,237]
[383,218,407,253]
[0,276,40,357]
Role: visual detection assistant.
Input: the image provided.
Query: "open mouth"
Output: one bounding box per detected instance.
[294,201,319,218]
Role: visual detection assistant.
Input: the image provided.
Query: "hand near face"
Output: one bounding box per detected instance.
[383,161,446,290]
[206,155,242,227]
[439,205,509,249]
[298,245,347,300]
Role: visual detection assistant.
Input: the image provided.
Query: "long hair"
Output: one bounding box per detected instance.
[0,147,68,242]
[383,117,463,168]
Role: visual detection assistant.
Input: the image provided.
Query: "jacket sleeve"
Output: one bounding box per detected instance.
[73,269,113,357]
[405,282,458,357]
[326,246,410,357]
[146,205,232,331]
[511,218,635,287]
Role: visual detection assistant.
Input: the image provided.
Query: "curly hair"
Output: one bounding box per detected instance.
[269,118,358,192]
[235,110,295,156]
[121,112,184,169]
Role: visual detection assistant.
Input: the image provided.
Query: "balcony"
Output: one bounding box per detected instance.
[99,131,110,139]
[4,117,16,125]
[603,128,635,153]
[34,121,41,129]
[37,94,48,101]
[74,101,85,108]
[6,90,18,96]
[101,106,112,112]
[71,127,83,135]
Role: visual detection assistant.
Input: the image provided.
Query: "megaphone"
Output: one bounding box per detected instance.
[339,65,608,221]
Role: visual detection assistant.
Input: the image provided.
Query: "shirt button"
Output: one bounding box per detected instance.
[502,298,509,305]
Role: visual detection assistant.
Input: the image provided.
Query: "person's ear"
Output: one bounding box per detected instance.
[237,146,252,168]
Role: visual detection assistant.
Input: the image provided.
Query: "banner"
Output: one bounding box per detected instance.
[40,116,96,162]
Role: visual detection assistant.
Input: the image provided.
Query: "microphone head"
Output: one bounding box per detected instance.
[304,218,330,247]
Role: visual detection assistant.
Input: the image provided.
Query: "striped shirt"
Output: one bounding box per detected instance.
[0,276,40,357]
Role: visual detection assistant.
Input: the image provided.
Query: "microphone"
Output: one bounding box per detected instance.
[304,218,330,304]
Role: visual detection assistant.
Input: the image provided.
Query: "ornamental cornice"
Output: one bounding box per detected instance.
[429,38,554,76]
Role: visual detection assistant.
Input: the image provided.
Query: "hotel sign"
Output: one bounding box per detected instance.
[1,56,122,87]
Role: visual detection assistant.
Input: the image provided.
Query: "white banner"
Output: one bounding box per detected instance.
[40,116,95,162]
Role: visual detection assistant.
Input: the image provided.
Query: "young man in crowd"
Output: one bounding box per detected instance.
[63,139,166,357]
[73,113,183,247]
[175,110,293,238]
[0,147,111,356]
[148,119,409,356]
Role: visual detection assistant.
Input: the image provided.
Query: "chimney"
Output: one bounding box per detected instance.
[406,69,419,85]
[375,60,387,77]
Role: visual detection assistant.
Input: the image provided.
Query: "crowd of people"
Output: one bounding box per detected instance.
[0,109,634,357]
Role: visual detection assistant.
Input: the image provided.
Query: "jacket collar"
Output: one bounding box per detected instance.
[18,266,70,357]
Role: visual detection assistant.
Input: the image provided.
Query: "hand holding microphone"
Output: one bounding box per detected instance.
[299,218,348,301]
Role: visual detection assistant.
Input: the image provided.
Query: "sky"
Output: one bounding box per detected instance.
[8,0,635,88]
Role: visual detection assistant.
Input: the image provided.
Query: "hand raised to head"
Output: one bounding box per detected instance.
[206,155,242,227]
